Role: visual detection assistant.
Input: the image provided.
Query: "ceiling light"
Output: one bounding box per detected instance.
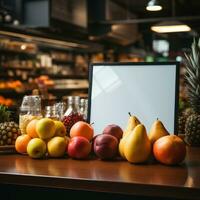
[151,21,191,33]
[20,44,27,50]
[146,0,162,11]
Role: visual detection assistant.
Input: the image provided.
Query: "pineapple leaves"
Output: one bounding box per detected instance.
[0,105,11,123]
[184,38,200,111]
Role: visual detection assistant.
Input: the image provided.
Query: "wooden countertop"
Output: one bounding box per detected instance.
[0,147,199,199]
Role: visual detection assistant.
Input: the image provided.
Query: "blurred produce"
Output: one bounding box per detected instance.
[0,96,14,107]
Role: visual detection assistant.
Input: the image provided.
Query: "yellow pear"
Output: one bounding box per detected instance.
[119,132,131,159]
[124,124,151,163]
[123,112,140,137]
[148,119,169,144]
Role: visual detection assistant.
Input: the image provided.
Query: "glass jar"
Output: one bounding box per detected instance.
[62,96,84,135]
[19,95,42,134]
[44,105,59,120]
[54,102,66,121]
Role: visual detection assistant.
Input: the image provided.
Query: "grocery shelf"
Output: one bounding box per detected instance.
[52,59,74,65]
[0,66,34,71]
[0,87,88,98]
[0,48,36,57]
[0,73,88,80]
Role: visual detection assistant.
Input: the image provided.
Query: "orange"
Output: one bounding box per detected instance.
[15,134,31,154]
[153,135,186,165]
[70,121,94,141]
[26,119,39,138]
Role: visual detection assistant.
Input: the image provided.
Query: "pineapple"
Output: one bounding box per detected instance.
[184,38,200,146]
[178,108,194,135]
[0,105,20,146]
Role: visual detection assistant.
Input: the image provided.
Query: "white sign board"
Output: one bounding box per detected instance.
[88,63,179,135]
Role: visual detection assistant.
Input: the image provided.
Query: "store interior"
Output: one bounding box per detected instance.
[0,0,200,117]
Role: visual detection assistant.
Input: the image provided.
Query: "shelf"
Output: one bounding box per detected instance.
[52,59,74,65]
[47,74,88,79]
[0,66,34,71]
[0,147,199,199]
[0,87,88,98]
[0,89,31,98]
[0,48,36,57]
[0,73,88,81]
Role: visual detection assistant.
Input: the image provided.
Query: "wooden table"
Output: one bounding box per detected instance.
[0,147,199,200]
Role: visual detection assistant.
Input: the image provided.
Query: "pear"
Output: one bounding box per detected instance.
[148,119,169,144]
[119,132,131,159]
[123,112,140,137]
[124,124,151,163]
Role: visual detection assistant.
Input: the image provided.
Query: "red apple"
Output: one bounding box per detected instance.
[68,136,91,159]
[153,135,186,165]
[94,134,118,160]
[102,124,123,141]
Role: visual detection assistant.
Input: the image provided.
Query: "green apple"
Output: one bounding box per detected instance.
[47,136,67,158]
[54,121,66,137]
[36,118,56,140]
[27,138,46,159]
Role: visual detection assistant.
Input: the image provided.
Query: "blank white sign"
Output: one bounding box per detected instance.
[88,63,179,135]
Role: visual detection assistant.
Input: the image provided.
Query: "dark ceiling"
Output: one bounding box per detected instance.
[111,0,200,33]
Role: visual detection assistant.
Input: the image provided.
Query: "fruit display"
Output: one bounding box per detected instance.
[12,105,187,166]
[184,38,200,146]
[15,118,68,158]
[0,105,21,146]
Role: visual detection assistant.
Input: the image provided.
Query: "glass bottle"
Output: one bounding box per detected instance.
[84,99,88,121]
[80,98,88,121]
[44,105,59,120]
[62,96,84,135]
[19,95,42,134]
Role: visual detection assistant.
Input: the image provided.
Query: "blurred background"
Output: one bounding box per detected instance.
[0,0,199,112]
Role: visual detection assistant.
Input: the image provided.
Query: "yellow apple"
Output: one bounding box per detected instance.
[27,138,46,159]
[54,120,66,137]
[36,118,56,140]
[47,136,67,158]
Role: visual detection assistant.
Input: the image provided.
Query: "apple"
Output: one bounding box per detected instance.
[68,136,91,159]
[102,124,123,141]
[36,118,56,140]
[94,134,118,160]
[54,120,66,137]
[27,138,46,159]
[47,136,67,158]
[153,135,186,165]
